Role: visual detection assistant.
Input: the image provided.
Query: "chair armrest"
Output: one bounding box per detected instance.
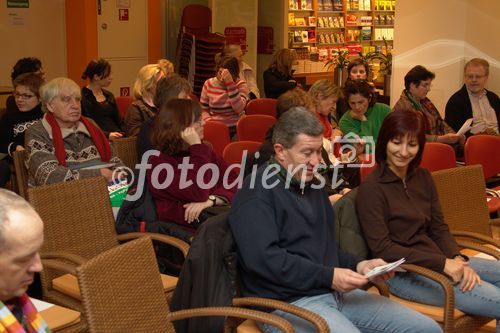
[490,218,500,227]
[116,232,190,258]
[451,230,500,248]
[400,264,455,333]
[41,252,87,266]
[457,239,500,259]
[233,297,329,333]
[366,281,390,297]
[167,307,295,333]
[41,259,77,275]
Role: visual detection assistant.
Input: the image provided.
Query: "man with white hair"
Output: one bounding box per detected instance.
[0,189,50,332]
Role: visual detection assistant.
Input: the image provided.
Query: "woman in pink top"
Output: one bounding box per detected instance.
[200,56,249,137]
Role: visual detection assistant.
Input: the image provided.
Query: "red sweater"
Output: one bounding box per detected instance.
[147,144,238,229]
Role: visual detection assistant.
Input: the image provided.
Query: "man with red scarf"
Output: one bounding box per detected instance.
[24,78,123,187]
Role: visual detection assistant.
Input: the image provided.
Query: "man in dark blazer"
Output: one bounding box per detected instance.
[445,58,500,136]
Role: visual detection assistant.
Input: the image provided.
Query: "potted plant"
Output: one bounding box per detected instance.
[365,37,393,95]
[325,49,350,86]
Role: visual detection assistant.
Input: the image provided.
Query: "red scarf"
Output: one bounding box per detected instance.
[316,113,333,139]
[45,112,111,166]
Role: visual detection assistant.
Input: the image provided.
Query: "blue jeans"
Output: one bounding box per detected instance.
[387,257,500,333]
[260,290,442,333]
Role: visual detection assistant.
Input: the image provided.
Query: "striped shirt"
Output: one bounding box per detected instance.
[200,78,249,127]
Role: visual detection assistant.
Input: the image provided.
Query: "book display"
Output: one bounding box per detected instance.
[287,0,395,86]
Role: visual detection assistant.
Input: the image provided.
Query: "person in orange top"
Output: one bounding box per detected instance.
[308,79,342,140]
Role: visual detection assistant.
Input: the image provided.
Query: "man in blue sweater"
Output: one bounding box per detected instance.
[229,108,442,333]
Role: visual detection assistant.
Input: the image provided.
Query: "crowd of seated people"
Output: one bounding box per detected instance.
[1,50,499,333]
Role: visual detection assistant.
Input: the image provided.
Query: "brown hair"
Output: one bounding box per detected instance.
[153,74,192,109]
[150,99,202,155]
[216,56,240,82]
[343,80,376,107]
[13,73,45,98]
[347,58,370,79]
[276,88,313,119]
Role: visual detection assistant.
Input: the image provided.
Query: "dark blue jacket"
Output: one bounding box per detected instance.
[229,162,361,302]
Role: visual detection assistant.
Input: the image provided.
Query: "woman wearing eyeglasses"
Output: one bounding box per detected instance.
[0,73,44,188]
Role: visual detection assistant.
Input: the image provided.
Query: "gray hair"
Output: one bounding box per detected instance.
[40,77,81,113]
[0,189,36,250]
[272,107,323,148]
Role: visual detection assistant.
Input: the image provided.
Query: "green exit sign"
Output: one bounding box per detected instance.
[7,0,29,8]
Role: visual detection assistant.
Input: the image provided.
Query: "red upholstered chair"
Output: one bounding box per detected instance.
[236,115,276,143]
[420,142,457,172]
[115,96,133,120]
[222,141,261,173]
[245,98,277,118]
[465,135,500,183]
[203,121,230,157]
[464,135,500,214]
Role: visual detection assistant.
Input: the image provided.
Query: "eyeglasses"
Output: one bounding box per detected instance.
[13,92,36,100]
[465,74,486,80]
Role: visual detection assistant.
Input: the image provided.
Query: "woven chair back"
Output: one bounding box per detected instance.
[432,165,491,236]
[112,136,138,170]
[12,149,28,199]
[77,237,172,333]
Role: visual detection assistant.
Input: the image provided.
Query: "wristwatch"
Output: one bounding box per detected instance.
[208,195,217,207]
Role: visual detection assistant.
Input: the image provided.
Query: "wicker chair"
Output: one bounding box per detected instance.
[12,149,28,199]
[432,164,500,248]
[29,177,190,329]
[111,136,138,170]
[76,237,296,333]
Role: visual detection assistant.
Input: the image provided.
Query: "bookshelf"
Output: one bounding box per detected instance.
[286,0,395,79]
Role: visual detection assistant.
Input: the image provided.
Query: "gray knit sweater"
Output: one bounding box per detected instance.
[25,115,122,187]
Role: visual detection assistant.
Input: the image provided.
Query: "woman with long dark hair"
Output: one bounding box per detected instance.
[147,99,238,233]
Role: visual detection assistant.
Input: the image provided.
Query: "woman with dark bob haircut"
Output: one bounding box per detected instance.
[339,80,390,155]
[357,110,500,327]
[147,99,238,233]
[81,58,123,139]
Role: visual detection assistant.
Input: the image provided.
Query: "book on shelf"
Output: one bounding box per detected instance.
[308,16,317,26]
[295,17,307,26]
[288,13,296,26]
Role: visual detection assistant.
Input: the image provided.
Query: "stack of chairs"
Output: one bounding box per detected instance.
[176,5,225,97]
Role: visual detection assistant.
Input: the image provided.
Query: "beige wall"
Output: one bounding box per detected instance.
[209,0,258,72]
[392,0,500,113]
[0,0,67,88]
[256,0,285,96]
